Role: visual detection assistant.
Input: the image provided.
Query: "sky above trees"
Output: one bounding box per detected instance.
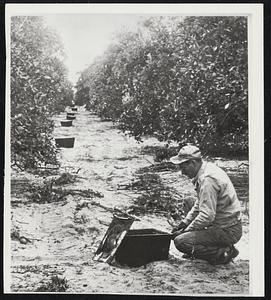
[43,14,145,85]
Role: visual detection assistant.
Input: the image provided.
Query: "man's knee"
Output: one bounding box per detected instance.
[174,232,194,253]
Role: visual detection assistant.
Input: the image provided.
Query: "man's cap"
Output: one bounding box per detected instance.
[170,145,202,165]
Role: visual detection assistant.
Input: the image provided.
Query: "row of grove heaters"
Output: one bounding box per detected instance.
[54,105,78,148]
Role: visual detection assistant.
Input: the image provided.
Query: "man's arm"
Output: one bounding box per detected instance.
[184,177,219,231]
[171,199,199,237]
[182,198,200,225]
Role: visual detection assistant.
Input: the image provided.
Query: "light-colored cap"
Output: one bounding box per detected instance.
[170,145,202,165]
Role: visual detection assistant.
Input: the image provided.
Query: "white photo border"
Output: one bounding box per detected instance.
[5,3,264,296]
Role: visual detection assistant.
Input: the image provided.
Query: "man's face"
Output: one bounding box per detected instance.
[179,160,197,179]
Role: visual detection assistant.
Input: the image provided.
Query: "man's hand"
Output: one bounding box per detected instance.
[171,221,187,233]
[171,221,187,239]
[171,230,183,239]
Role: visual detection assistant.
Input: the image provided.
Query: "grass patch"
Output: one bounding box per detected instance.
[35,276,69,292]
[27,179,68,203]
[125,173,194,220]
[136,162,177,173]
[140,145,179,162]
[54,172,76,185]
[116,156,139,161]
[26,179,104,204]
[31,167,59,176]
[11,225,20,241]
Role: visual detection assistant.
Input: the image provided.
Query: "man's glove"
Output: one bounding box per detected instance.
[171,221,187,234]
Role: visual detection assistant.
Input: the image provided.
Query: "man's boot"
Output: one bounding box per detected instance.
[209,245,239,265]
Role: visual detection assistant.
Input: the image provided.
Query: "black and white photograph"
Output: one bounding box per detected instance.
[4,4,264,296]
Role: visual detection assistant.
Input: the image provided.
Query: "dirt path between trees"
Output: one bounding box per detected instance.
[9,107,249,295]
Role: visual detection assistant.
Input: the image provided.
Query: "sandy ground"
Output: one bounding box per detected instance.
[8,107,249,295]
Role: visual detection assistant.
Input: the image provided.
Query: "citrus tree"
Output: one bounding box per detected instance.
[76,16,248,155]
[11,16,74,169]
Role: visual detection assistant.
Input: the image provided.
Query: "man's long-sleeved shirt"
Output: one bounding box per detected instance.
[183,161,241,231]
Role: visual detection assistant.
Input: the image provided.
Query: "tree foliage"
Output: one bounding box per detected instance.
[76,16,248,156]
[11,16,74,169]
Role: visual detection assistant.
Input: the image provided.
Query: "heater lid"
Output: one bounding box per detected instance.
[93,214,135,264]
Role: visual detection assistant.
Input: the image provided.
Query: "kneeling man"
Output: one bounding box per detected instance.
[170,145,242,265]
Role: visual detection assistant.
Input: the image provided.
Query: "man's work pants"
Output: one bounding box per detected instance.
[173,222,242,263]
